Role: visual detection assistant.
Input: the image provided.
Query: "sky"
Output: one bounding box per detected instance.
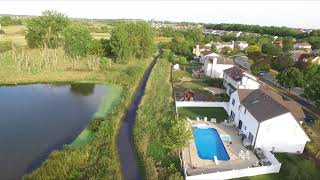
[0,1,319,29]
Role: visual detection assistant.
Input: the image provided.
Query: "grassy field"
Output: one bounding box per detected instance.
[134,58,191,179]
[0,25,27,46]
[178,107,228,122]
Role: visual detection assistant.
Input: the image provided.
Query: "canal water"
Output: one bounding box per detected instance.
[0,83,110,180]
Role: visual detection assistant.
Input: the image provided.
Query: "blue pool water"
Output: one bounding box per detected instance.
[193,126,230,161]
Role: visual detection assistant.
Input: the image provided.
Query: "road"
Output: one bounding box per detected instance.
[116,54,160,180]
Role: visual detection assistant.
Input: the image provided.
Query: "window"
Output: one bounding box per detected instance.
[238,105,242,110]
[248,133,254,144]
[244,108,247,114]
[231,111,235,120]
[232,98,235,106]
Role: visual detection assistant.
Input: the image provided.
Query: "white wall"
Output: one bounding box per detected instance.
[239,75,260,90]
[176,101,229,112]
[183,148,282,180]
[255,113,310,153]
[205,62,234,79]
[228,91,259,145]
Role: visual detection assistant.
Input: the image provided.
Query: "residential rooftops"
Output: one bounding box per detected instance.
[237,86,305,122]
[223,66,245,81]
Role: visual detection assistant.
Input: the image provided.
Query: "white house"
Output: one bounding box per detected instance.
[199,51,218,64]
[223,66,260,96]
[192,45,211,56]
[193,45,210,57]
[294,42,312,51]
[234,41,249,50]
[227,87,310,154]
[212,41,235,51]
[203,55,234,78]
[311,56,320,64]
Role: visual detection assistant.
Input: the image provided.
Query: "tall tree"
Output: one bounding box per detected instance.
[185,28,204,44]
[282,37,294,52]
[63,23,92,57]
[246,44,261,59]
[109,22,155,62]
[261,42,282,56]
[25,10,69,48]
[304,75,320,107]
[276,67,304,91]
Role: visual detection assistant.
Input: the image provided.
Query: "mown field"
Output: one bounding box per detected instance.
[134,57,191,179]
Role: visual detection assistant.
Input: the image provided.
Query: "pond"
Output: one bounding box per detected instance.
[0,83,116,180]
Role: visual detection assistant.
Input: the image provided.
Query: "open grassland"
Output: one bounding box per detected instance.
[0,46,153,179]
[0,25,27,46]
[91,32,111,39]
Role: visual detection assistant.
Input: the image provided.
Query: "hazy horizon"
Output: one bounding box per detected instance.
[1,1,319,29]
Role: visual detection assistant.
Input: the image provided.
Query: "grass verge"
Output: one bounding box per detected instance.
[134,58,192,179]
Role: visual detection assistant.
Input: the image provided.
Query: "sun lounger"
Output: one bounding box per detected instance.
[204,117,207,121]
[210,118,217,123]
[196,117,200,121]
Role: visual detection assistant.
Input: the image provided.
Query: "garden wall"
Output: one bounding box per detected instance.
[175,101,229,112]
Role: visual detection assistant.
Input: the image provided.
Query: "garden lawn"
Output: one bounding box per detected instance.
[178,107,228,122]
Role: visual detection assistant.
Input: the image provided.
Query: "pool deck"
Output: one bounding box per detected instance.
[183,121,259,176]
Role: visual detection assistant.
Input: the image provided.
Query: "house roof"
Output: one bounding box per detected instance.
[200,50,212,56]
[295,42,311,47]
[238,86,305,122]
[235,41,248,45]
[217,57,234,65]
[223,66,244,81]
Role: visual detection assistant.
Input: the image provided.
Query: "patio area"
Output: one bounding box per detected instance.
[182,120,260,176]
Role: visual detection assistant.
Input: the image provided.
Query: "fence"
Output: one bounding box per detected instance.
[175,101,229,112]
[184,150,281,180]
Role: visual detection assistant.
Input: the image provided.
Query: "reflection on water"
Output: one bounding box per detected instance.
[70,83,95,96]
[0,83,109,180]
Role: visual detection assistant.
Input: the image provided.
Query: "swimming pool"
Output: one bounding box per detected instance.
[193,125,230,161]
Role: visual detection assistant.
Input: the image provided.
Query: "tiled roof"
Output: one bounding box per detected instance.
[223,66,244,81]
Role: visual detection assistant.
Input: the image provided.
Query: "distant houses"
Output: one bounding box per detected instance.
[228,86,310,153]
[203,54,234,78]
[293,42,312,51]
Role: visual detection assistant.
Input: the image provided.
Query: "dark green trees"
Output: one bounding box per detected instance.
[25,10,69,48]
[109,22,155,62]
[63,24,92,57]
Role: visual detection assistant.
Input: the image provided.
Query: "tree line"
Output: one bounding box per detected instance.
[204,23,306,39]
[25,10,155,61]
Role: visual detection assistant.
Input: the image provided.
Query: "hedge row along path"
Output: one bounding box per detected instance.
[116,52,161,180]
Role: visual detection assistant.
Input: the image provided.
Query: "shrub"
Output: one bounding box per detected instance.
[89,39,104,56]
[26,10,69,48]
[63,23,92,57]
[0,29,5,34]
[0,41,12,53]
[178,56,188,65]
[251,61,271,75]
[87,117,104,132]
